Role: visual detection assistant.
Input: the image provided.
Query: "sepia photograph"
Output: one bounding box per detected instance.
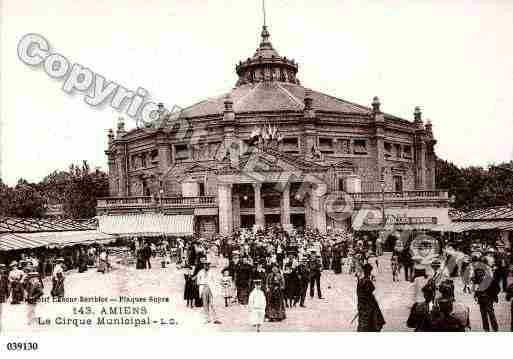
[0,1,512,351]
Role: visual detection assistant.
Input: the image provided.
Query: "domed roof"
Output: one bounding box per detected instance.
[179,81,372,118]
[173,25,373,120]
[162,25,410,124]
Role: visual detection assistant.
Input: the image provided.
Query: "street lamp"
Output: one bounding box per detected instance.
[381,180,385,227]
[380,167,386,228]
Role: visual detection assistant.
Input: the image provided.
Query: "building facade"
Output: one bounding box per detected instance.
[97,25,449,238]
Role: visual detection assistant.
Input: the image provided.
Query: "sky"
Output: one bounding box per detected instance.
[1,0,512,186]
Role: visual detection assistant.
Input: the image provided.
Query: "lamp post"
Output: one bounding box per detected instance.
[380,167,386,228]
[381,180,385,228]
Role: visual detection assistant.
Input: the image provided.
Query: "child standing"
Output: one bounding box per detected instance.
[248,279,266,332]
[461,256,473,294]
[220,269,233,307]
[391,254,399,282]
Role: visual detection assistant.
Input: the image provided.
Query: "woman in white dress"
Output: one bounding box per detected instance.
[248,279,267,332]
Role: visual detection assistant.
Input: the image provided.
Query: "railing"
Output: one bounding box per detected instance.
[97,196,217,208]
[348,190,448,202]
[160,196,216,206]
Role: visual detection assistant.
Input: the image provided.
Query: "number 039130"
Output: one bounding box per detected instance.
[6,342,39,351]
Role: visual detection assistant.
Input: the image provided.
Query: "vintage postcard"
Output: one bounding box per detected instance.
[0,1,512,353]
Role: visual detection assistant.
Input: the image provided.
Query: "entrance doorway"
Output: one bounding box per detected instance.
[291,214,305,230]
[265,214,281,226]
[240,215,255,229]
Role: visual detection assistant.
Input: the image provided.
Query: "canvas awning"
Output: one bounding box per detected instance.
[98,214,194,236]
[354,223,445,232]
[0,230,116,251]
[435,221,513,233]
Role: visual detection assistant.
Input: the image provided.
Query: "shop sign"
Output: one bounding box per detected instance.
[364,215,437,226]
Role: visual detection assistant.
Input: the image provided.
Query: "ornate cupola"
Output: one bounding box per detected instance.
[235,25,300,86]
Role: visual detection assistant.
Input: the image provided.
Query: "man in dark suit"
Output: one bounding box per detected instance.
[295,258,310,307]
[142,242,152,269]
[495,247,510,292]
[308,255,323,299]
[474,265,500,332]
[506,282,513,331]
[400,249,413,282]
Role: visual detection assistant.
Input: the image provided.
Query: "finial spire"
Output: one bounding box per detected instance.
[260,0,270,44]
[263,0,266,27]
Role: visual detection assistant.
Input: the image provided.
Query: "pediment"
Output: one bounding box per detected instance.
[185,162,218,173]
[331,160,357,170]
[239,146,327,174]
[391,164,409,173]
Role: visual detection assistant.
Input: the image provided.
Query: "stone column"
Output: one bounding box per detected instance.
[415,141,426,190]
[310,183,327,234]
[281,184,292,232]
[373,96,385,189]
[253,183,265,230]
[116,152,127,196]
[304,184,314,229]
[232,192,241,231]
[218,183,233,235]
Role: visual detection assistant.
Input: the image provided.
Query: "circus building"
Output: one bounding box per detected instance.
[97,24,450,240]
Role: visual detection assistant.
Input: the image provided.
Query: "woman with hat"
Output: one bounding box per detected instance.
[8,261,26,304]
[195,259,221,324]
[356,263,385,332]
[51,258,65,299]
[265,263,286,322]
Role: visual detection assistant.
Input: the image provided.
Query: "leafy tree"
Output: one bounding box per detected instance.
[8,179,46,218]
[0,179,13,216]
[436,158,513,211]
[39,161,108,219]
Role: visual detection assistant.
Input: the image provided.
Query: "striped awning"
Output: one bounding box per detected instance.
[0,230,116,251]
[98,214,194,236]
[354,223,444,232]
[435,221,513,233]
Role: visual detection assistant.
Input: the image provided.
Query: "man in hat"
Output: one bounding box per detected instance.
[196,259,221,324]
[308,254,323,300]
[425,258,444,299]
[142,241,152,269]
[25,272,43,305]
[295,257,310,307]
[495,246,510,293]
[24,271,44,325]
[505,282,513,331]
[429,298,465,332]
[248,279,266,332]
[473,266,500,332]
[407,281,435,331]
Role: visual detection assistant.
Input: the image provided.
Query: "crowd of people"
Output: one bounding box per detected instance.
[1,225,512,332]
[178,225,513,332]
[178,225,388,329]
[398,238,513,332]
[0,243,113,306]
